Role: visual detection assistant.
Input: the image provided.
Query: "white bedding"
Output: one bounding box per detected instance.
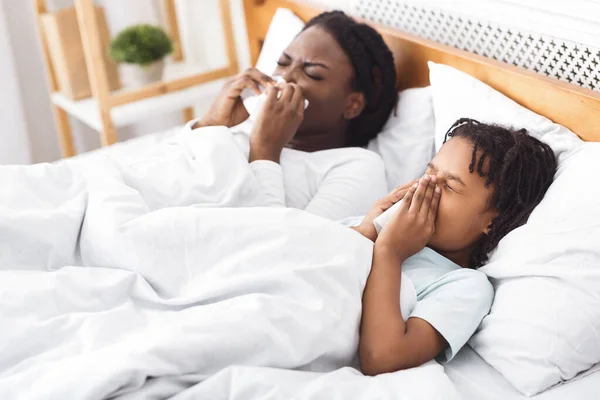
[0,127,459,399]
[445,346,600,400]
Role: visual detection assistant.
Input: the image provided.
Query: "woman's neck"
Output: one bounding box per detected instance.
[288,126,347,152]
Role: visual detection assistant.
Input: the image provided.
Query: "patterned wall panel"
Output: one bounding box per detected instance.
[354,0,600,92]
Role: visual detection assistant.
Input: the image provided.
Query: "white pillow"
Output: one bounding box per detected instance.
[429,62,581,165]
[428,61,600,396]
[255,8,305,75]
[472,143,600,396]
[368,87,435,190]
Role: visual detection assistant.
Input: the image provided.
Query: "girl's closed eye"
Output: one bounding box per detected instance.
[445,182,456,192]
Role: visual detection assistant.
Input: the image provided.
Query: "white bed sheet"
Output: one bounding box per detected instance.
[67,126,600,400]
[445,345,600,400]
[1,128,459,399]
[70,125,183,164]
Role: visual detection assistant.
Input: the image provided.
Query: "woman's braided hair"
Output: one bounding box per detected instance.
[444,118,557,268]
[303,11,398,147]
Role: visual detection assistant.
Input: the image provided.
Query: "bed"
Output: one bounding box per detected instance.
[445,346,600,400]
[246,1,600,398]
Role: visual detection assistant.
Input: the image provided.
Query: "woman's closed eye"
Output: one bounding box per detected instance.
[276,61,324,81]
[305,69,323,81]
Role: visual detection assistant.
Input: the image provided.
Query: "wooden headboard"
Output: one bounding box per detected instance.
[243,0,600,142]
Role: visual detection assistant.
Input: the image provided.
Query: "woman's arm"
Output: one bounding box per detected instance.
[244,83,305,208]
[359,174,446,375]
[195,68,275,129]
[302,150,387,221]
[249,83,305,163]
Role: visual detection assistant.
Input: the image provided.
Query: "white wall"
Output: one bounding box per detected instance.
[0,0,31,164]
[2,0,64,163]
[403,0,600,48]
[321,0,600,47]
[315,0,350,11]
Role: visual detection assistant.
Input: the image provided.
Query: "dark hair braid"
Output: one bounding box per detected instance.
[304,11,398,147]
[444,118,557,268]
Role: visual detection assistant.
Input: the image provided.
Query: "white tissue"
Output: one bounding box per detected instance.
[241,76,309,120]
[373,199,404,234]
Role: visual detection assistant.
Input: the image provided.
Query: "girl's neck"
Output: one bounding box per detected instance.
[432,247,472,269]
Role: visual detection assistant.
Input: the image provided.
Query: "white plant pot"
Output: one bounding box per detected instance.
[120,60,165,89]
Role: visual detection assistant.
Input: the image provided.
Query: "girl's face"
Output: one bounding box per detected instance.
[426,137,500,261]
[273,26,366,138]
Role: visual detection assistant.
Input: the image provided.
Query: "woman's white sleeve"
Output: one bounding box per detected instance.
[250,160,286,208]
[304,151,387,221]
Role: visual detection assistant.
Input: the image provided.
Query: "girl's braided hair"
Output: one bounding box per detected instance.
[444,118,557,268]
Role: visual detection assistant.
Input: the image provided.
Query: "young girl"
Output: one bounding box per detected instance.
[352,118,557,375]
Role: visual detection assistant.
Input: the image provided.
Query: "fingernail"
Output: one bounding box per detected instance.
[423,175,431,181]
[412,183,418,188]
[431,175,437,183]
[435,186,441,193]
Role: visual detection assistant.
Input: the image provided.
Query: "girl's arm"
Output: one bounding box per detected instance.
[359,174,447,375]
[359,246,447,375]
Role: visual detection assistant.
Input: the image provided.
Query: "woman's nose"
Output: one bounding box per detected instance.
[280,68,299,84]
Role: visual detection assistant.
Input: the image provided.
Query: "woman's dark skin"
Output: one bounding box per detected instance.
[193,26,368,160]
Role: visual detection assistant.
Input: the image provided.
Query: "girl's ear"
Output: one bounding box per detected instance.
[344,92,366,120]
[483,223,492,235]
[482,210,500,234]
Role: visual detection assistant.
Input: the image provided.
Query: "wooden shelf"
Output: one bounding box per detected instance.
[52,62,226,130]
[35,0,239,157]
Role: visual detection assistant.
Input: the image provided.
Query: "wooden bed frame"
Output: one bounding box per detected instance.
[244,0,600,142]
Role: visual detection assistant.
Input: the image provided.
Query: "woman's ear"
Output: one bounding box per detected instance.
[344,92,366,120]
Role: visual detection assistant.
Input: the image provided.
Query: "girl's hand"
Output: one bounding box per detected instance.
[375,174,441,261]
[249,82,305,163]
[352,179,420,242]
[196,68,275,128]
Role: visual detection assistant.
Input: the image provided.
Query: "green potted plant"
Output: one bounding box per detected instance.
[109,24,174,88]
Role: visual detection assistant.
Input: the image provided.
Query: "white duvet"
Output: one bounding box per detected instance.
[0,128,459,400]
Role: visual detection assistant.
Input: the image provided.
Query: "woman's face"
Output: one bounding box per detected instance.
[273,26,365,138]
[426,137,499,258]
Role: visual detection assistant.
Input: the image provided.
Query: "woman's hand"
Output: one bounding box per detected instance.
[195,68,275,129]
[249,82,305,163]
[352,179,420,242]
[375,174,441,261]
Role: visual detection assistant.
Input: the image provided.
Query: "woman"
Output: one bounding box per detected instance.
[351,119,557,374]
[186,11,398,221]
